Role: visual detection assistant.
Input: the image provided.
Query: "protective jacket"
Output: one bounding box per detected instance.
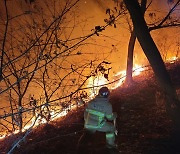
[84,95,116,129]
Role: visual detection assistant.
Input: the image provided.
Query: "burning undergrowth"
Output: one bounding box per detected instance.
[0,60,180,154]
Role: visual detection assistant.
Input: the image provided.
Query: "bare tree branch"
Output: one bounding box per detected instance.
[0,0,9,81]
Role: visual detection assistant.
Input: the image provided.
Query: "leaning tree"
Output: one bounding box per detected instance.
[124,0,180,139]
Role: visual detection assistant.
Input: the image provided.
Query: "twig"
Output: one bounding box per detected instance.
[7,115,39,154]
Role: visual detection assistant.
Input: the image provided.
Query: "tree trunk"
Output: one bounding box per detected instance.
[125,30,136,85]
[125,0,146,86]
[124,0,180,138]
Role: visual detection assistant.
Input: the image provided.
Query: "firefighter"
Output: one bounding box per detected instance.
[77,87,118,152]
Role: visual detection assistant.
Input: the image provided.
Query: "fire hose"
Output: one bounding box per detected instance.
[113,117,118,136]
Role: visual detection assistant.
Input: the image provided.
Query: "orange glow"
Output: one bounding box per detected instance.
[0,108,71,140]
[167,56,178,63]
[111,64,146,89]
[111,70,126,89]
[0,134,6,140]
[1,58,179,140]
[87,75,108,98]
[86,64,146,91]
[132,64,146,76]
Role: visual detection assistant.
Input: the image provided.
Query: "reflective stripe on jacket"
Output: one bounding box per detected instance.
[85,108,105,129]
[84,95,115,129]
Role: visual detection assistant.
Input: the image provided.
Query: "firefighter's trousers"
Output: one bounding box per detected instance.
[85,121,116,147]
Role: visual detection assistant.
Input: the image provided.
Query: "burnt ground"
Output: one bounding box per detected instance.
[0,61,180,154]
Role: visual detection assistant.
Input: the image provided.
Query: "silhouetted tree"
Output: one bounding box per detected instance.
[125,0,180,85]
[124,0,180,139]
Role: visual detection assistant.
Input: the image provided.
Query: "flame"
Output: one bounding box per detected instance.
[111,70,126,89]
[0,134,6,140]
[0,107,71,140]
[86,64,146,91]
[132,64,145,76]
[22,108,71,131]
[111,64,146,89]
[1,58,178,140]
[87,75,108,98]
[0,64,150,140]
[167,56,178,63]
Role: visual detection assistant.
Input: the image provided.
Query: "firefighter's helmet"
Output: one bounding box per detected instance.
[99,87,110,98]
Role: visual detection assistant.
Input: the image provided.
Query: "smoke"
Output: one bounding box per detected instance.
[91,0,111,12]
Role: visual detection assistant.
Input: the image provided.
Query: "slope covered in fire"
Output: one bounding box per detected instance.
[0,60,180,154]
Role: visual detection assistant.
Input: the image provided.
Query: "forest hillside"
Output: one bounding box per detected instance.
[0,60,180,154]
